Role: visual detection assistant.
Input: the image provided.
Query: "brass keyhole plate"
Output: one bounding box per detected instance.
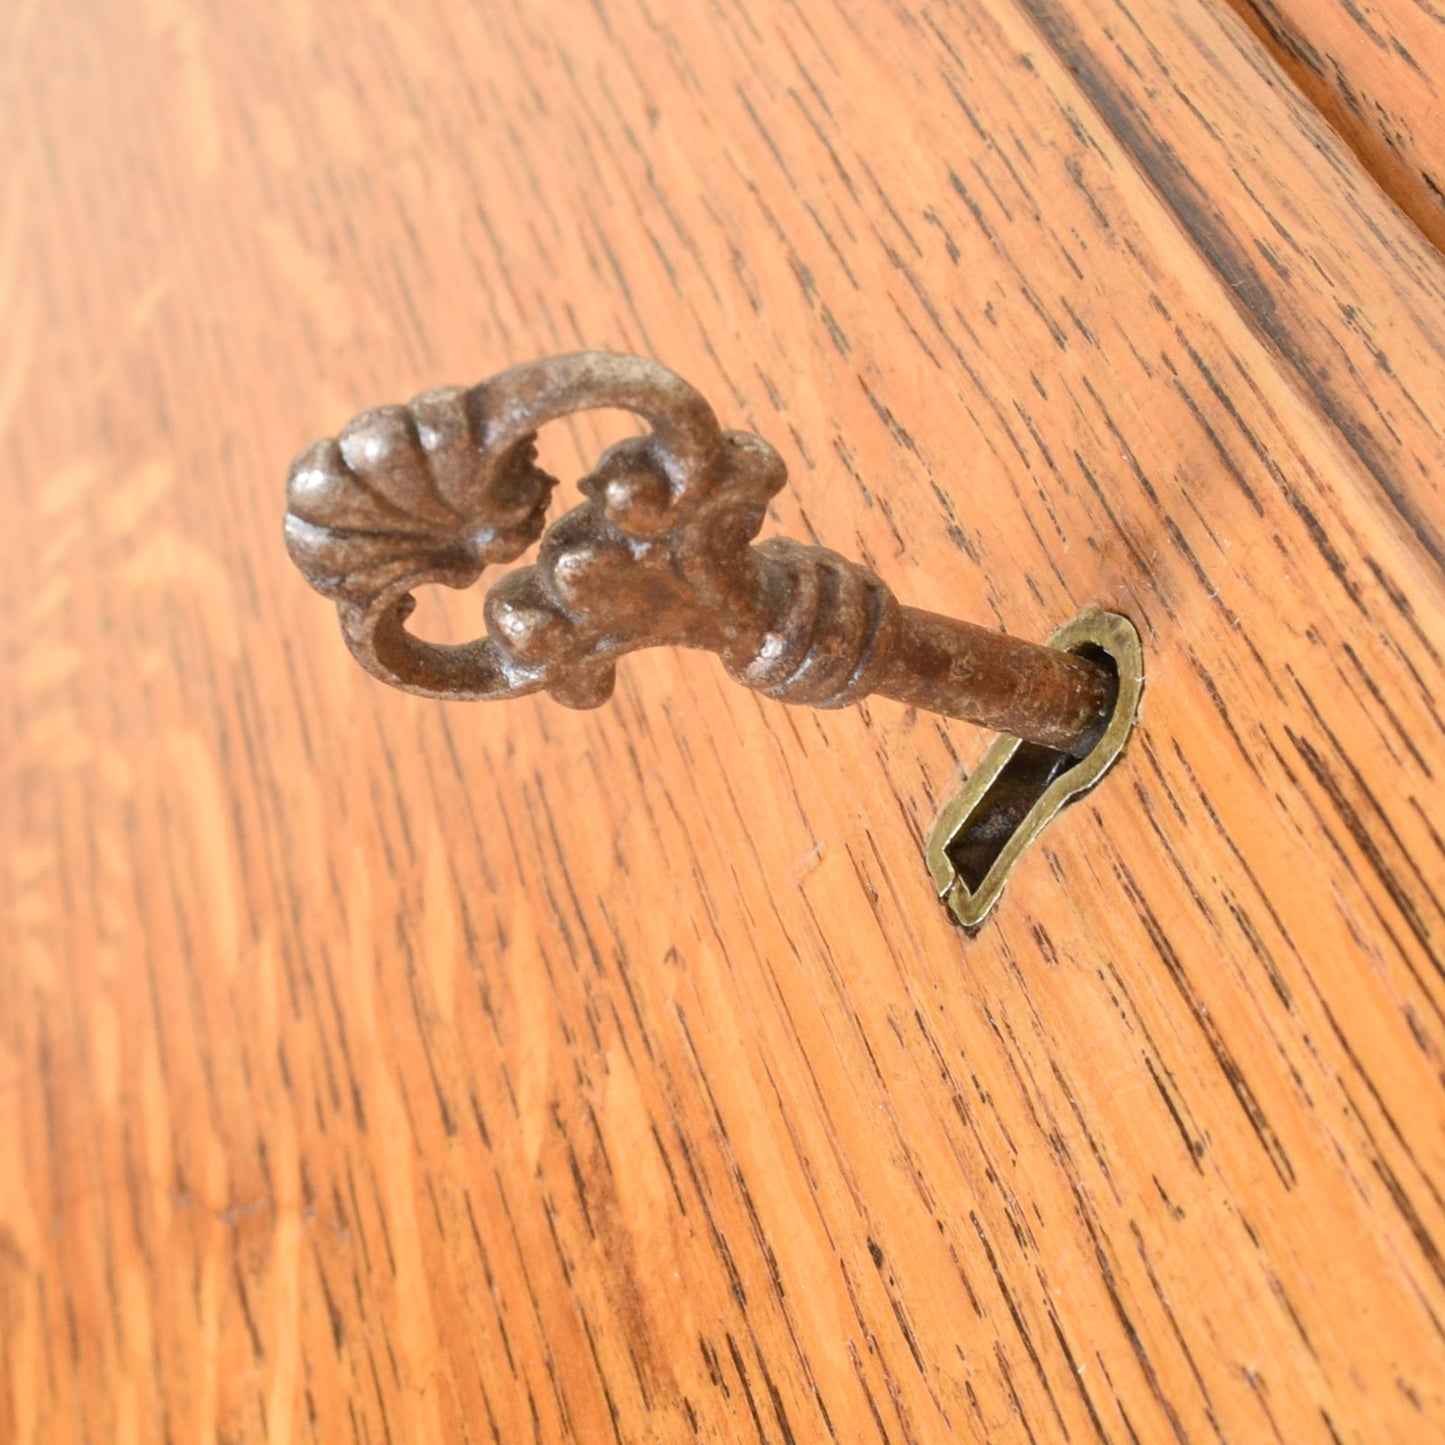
[925,607,1144,930]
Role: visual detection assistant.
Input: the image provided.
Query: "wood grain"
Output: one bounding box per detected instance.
[1224,0,1445,255]
[3,0,1444,1441]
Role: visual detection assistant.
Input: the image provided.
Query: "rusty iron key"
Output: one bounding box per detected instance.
[283,350,1119,755]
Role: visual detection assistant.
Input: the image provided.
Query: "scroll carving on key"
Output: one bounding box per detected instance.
[285,351,1119,756]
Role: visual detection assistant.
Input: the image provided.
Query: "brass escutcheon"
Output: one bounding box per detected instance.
[926,607,1144,929]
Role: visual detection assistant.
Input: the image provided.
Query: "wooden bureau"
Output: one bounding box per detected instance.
[4,0,1445,1439]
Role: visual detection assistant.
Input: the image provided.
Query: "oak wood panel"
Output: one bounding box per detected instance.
[3,1,1445,1442]
[1225,0,1445,255]
[1019,0,1445,569]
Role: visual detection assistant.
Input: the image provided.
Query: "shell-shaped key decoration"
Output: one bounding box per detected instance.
[284,385,558,602]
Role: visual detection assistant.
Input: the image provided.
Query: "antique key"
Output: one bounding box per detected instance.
[284,351,1142,924]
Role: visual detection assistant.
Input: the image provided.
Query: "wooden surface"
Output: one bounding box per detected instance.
[4,0,1445,1441]
[1226,0,1445,255]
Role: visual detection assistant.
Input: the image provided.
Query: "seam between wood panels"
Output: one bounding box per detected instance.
[1219,0,1445,259]
[1006,0,1445,581]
